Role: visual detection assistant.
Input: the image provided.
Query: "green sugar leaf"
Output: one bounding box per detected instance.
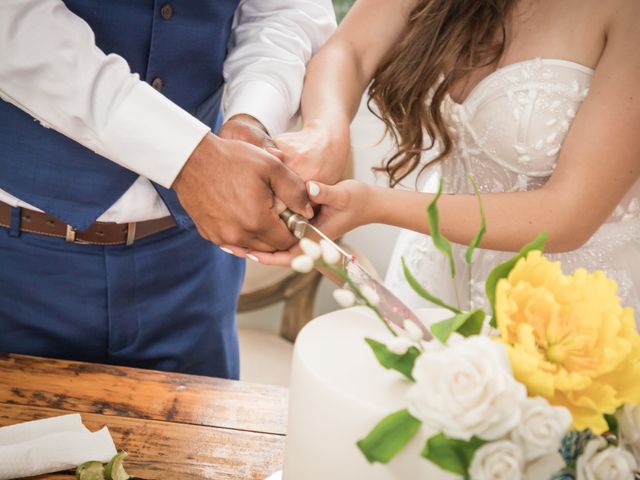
[486,231,548,327]
[365,338,420,381]
[402,257,461,314]
[421,433,487,476]
[427,178,456,278]
[430,310,486,343]
[357,409,422,464]
[464,176,487,265]
[457,310,486,337]
[604,414,619,438]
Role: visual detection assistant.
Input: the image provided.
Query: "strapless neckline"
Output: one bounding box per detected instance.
[385,54,640,319]
[448,57,595,106]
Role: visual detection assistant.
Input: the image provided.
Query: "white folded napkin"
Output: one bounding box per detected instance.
[0,413,117,479]
[265,471,282,480]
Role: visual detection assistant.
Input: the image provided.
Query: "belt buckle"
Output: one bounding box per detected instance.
[66,222,137,245]
[66,225,90,244]
[126,222,137,246]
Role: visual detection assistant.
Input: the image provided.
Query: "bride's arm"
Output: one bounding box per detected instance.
[372,0,640,253]
[273,0,418,183]
[248,1,640,263]
[305,1,640,255]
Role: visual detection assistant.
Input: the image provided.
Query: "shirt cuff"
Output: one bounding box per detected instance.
[224,81,293,136]
[100,82,210,188]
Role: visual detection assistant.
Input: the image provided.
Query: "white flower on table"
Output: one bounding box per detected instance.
[406,335,526,441]
[523,452,567,480]
[617,403,640,459]
[510,397,572,461]
[576,437,638,480]
[468,440,525,480]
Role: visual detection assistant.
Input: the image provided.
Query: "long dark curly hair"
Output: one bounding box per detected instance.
[369,0,517,186]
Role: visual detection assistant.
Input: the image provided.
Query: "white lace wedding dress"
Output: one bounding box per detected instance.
[385,58,640,316]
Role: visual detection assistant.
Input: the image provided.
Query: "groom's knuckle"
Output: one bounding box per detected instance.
[224,229,244,246]
[259,154,277,169]
[277,235,296,251]
[270,234,291,251]
[243,216,265,232]
[266,163,284,179]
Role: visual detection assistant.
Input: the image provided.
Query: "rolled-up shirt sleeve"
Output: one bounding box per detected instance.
[223,0,337,136]
[0,0,210,189]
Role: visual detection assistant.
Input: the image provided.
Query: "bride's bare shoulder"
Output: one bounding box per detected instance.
[601,0,640,62]
[606,0,640,33]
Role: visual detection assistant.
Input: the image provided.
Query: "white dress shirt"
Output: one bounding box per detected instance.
[0,0,336,223]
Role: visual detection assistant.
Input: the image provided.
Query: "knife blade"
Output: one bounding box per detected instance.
[278,208,432,339]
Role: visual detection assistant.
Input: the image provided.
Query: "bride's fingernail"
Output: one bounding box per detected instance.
[246,254,260,263]
[220,247,234,255]
[308,182,320,197]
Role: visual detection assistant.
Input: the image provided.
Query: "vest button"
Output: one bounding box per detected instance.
[151,77,163,91]
[160,4,173,20]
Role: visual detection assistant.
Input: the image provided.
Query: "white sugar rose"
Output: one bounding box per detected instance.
[576,437,638,480]
[524,452,567,480]
[617,404,640,458]
[407,335,526,441]
[511,397,572,461]
[468,440,524,480]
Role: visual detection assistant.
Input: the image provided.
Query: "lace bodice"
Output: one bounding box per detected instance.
[386,58,640,315]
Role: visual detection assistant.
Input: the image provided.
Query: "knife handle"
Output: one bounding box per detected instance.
[275,199,308,240]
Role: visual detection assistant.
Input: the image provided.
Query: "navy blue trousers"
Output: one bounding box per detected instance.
[0,222,245,378]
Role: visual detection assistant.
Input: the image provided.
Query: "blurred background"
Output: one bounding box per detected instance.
[332,0,354,22]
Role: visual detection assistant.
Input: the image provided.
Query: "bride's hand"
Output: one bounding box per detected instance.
[274,121,351,186]
[307,179,371,238]
[244,179,372,266]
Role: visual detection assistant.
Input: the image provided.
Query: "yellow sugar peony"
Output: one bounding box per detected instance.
[495,250,640,434]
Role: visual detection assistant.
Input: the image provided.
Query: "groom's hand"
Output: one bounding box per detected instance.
[218,114,284,160]
[173,132,313,251]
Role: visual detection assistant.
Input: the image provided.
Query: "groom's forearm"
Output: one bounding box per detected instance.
[0,0,210,189]
[223,0,336,136]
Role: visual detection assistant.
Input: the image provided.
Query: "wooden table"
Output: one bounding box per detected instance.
[0,353,288,479]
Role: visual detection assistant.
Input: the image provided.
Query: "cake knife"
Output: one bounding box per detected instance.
[278,208,432,339]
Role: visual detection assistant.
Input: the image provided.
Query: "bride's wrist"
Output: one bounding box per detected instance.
[361,184,384,225]
[303,118,351,151]
[365,185,412,228]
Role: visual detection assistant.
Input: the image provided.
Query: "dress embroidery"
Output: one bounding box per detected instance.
[385,58,640,317]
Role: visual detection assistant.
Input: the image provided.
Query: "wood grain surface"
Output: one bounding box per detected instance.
[0,353,288,480]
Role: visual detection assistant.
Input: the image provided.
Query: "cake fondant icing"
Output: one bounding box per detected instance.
[282,306,456,479]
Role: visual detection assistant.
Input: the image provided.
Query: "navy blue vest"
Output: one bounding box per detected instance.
[0,0,240,231]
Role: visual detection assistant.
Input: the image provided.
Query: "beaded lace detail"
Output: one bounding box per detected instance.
[386,58,640,314]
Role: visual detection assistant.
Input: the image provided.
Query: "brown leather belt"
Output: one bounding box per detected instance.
[0,201,176,246]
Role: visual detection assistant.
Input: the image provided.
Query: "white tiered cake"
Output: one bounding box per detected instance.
[282,306,456,480]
